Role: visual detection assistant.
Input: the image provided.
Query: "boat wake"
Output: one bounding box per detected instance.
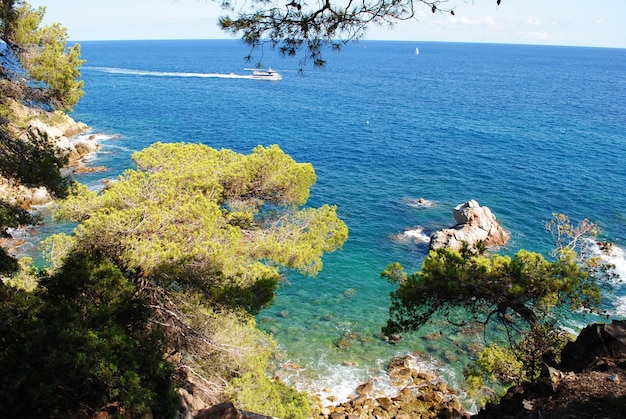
[83,66,254,79]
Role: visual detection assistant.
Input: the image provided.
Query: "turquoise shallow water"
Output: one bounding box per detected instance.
[24,40,626,404]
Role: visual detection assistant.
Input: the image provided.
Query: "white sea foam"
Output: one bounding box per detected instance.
[402,227,431,243]
[599,243,626,283]
[277,356,369,406]
[591,241,626,317]
[403,197,435,208]
[84,66,255,79]
[391,226,431,246]
[276,350,471,411]
[614,296,626,317]
[73,133,122,143]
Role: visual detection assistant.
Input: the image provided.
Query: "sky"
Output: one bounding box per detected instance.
[29,0,626,49]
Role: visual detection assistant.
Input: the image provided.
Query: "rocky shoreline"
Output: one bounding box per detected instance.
[194,321,626,419]
[4,102,624,419]
[0,101,98,258]
[0,100,97,210]
[317,353,468,418]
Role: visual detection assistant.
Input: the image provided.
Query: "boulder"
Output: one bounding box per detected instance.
[53,112,90,137]
[179,388,208,418]
[356,381,373,396]
[560,320,626,372]
[195,401,279,419]
[324,353,469,418]
[429,200,509,251]
[73,137,101,157]
[29,186,53,206]
[0,178,52,209]
[13,101,92,167]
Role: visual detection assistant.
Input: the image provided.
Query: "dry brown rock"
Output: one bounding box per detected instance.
[356,381,373,395]
[376,397,393,411]
[195,401,279,419]
[73,165,107,175]
[320,353,469,419]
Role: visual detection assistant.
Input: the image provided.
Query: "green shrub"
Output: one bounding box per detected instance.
[0,252,178,418]
[227,371,313,419]
[476,344,524,382]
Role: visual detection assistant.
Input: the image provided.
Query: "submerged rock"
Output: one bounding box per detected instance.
[429,200,509,251]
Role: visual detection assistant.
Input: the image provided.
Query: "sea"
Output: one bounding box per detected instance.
[24,39,626,409]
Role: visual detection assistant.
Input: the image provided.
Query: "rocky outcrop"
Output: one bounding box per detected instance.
[474,321,626,418]
[22,109,94,167]
[429,200,509,251]
[560,320,626,373]
[194,402,278,419]
[0,100,93,209]
[0,179,53,209]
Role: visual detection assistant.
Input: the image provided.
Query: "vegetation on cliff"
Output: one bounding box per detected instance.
[0,252,178,417]
[382,214,614,404]
[1,142,348,417]
[1,1,84,111]
[1,3,348,416]
[0,1,85,273]
[1,2,618,417]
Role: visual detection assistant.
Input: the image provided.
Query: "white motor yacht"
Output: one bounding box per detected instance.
[246,67,282,81]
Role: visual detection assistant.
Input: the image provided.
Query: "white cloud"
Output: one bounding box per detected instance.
[526,17,541,25]
[518,31,563,42]
[449,15,504,30]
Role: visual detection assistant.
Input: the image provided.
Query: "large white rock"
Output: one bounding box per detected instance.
[430,200,510,251]
[1,101,93,209]
[29,187,53,206]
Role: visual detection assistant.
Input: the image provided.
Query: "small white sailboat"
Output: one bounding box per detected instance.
[415,47,420,55]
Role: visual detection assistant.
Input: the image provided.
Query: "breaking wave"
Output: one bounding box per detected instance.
[596,242,626,317]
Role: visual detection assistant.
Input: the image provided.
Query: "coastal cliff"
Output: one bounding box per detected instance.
[0,100,94,209]
[475,320,626,418]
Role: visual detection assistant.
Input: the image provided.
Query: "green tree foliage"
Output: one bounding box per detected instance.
[2,1,85,111]
[0,128,70,195]
[49,143,347,413]
[0,252,177,418]
[0,1,83,261]
[0,200,33,274]
[168,291,301,410]
[54,142,348,311]
[218,0,503,66]
[1,1,84,183]
[382,215,606,380]
[227,371,313,419]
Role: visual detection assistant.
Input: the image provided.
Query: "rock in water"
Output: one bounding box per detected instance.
[430,200,510,251]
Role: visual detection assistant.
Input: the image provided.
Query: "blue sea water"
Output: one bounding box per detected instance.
[37,39,626,404]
